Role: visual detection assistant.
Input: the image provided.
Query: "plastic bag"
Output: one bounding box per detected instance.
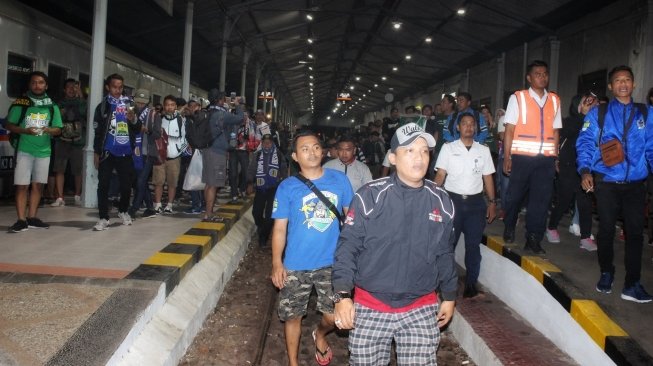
[183,149,205,191]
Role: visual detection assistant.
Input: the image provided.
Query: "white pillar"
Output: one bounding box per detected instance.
[240,47,251,101]
[262,78,270,115]
[548,37,560,93]
[633,0,653,102]
[495,52,505,110]
[181,0,194,100]
[253,64,261,111]
[82,0,108,208]
[219,16,231,92]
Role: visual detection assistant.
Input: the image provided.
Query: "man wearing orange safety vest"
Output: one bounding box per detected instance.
[502,60,562,254]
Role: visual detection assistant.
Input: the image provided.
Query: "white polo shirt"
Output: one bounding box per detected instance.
[435,140,495,195]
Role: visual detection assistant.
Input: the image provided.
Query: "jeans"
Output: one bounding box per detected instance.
[252,187,277,245]
[228,150,249,196]
[190,190,205,210]
[130,156,155,213]
[496,154,510,210]
[595,180,646,288]
[98,154,134,220]
[450,193,487,285]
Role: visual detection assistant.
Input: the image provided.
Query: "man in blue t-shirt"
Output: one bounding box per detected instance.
[271,131,353,366]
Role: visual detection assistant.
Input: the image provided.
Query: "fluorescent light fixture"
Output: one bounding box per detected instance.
[307,38,313,44]
[425,37,432,43]
[457,8,465,15]
[298,60,308,64]
[306,14,313,21]
[308,66,313,70]
[355,76,360,81]
[381,76,387,81]
[327,116,331,120]
[336,102,341,107]
[308,53,314,59]
[405,55,411,60]
[392,66,398,71]
[374,84,378,87]
[349,85,355,90]
[309,75,314,79]
[392,21,401,30]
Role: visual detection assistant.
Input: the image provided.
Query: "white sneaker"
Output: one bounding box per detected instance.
[163,204,174,214]
[94,219,110,231]
[50,197,65,207]
[74,195,82,205]
[118,212,133,226]
[569,223,581,237]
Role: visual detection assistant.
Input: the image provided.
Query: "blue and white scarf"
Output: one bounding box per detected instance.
[104,94,133,156]
[255,146,280,190]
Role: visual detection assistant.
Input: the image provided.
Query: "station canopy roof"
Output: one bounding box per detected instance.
[24,0,618,120]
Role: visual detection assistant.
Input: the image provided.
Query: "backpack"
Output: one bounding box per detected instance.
[6,97,54,150]
[447,110,481,138]
[186,109,217,149]
[597,102,648,133]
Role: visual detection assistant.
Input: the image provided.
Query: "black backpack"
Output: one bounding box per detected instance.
[597,102,648,133]
[6,97,54,150]
[186,108,218,149]
[447,110,481,137]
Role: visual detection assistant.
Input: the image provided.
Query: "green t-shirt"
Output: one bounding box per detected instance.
[7,93,63,158]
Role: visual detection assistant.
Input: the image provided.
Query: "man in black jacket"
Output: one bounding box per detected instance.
[545,94,597,251]
[332,123,457,365]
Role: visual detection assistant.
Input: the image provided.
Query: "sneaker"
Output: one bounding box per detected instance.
[580,237,597,252]
[230,196,239,204]
[50,197,65,207]
[74,195,82,205]
[8,219,28,233]
[503,227,515,243]
[596,272,614,294]
[94,219,110,231]
[163,205,174,214]
[546,229,560,243]
[118,212,132,226]
[154,206,163,214]
[27,217,50,229]
[621,282,653,303]
[569,223,581,237]
[183,207,202,215]
[142,208,157,218]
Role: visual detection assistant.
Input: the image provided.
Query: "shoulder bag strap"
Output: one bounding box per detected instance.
[294,173,343,225]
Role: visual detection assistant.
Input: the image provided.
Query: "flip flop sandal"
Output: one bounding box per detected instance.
[312,329,333,366]
[202,216,225,223]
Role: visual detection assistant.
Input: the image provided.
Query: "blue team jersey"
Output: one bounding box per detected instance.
[272,168,354,270]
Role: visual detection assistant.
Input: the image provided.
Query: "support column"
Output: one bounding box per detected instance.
[262,78,270,116]
[219,16,231,92]
[82,0,108,208]
[240,47,251,101]
[548,37,560,93]
[461,69,470,92]
[522,42,528,89]
[633,0,653,102]
[181,0,194,100]
[269,87,275,122]
[495,52,505,110]
[253,64,261,111]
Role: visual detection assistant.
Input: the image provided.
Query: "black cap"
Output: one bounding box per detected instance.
[261,134,273,141]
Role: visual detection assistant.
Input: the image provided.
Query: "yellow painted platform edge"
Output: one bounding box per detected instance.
[570,299,628,349]
[521,256,561,283]
[192,221,226,231]
[173,234,212,246]
[144,252,193,268]
[486,236,504,255]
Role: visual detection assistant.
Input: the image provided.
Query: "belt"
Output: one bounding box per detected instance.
[448,192,483,200]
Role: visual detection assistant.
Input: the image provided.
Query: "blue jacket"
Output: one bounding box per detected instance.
[208,105,244,154]
[576,99,653,182]
[442,107,488,143]
[332,174,458,307]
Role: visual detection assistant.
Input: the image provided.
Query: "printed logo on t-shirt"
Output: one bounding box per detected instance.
[25,112,48,129]
[300,191,338,232]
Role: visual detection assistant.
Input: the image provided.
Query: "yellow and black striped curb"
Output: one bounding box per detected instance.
[483,235,653,365]
[126,199,253,296]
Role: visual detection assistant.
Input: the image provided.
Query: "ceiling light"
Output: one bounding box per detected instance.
[405,55,411,60]
[349,85,355,90]
[308,66,313,70]
[368,89,371,92]
[381,76,387,81]
[425,37,432,43]
[363,94,366,97]
[392,21,402,30]
[309,75,314,79]
[309,82,313,86]
[358,98,362,101]
[392,66,398,71]
[327,116,331,120]
[336,102,341,107]
[457,8,466,15]
[351,119,355,123]
[306,14,314,21]
[374,84,378,87]
[355,76,360,81]
[308,53,314,59]
[307,38,313,44]
[298,60,308,64]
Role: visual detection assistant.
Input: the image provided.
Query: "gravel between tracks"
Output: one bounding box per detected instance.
[180,235,475,366]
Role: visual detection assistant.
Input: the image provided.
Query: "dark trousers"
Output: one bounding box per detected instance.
[130,156,154,213]
[450,194,487,286]
[252,187,277,245]
[190,190,205,210]
[504,155,556,242]
[595,181,646,288]
[496,155,510,210]
[98,154,134,220]
[548,165,593,238]
[228,150,249,196]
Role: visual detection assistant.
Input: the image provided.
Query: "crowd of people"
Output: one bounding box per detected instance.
[5,60,653,365]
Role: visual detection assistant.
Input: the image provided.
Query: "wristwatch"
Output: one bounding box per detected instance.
[332,291,352,303]
[488,198,497,204]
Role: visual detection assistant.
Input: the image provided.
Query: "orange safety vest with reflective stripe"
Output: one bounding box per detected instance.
[510,90,560,157]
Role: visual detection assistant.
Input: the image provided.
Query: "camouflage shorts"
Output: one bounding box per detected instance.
[277,266,334,321]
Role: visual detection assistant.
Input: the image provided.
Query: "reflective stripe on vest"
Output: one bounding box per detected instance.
[511,90,559,157]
